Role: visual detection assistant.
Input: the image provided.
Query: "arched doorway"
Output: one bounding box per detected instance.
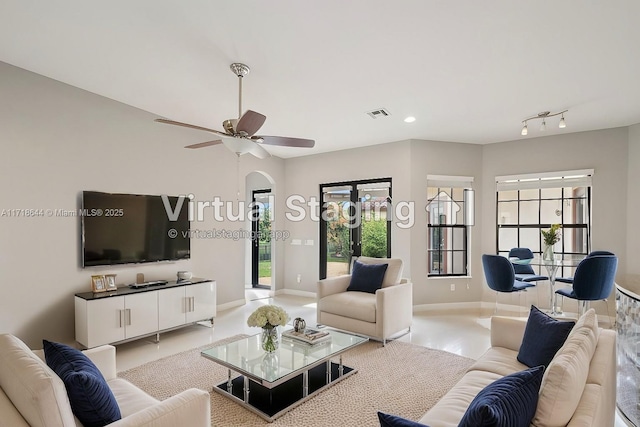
[245,171,276,292]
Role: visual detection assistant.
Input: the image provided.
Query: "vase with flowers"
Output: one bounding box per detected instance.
[541,224,561,261]
[247,305,289,353]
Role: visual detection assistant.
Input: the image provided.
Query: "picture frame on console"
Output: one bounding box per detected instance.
[91,275,106,293]
[104,274,117,291]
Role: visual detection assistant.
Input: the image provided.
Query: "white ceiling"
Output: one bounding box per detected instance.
[2,1,639,158]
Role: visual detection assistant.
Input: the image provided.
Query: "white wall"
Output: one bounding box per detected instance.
[626,123,640,292]
[481,128,629,314]
[409,140,484,306]
[0,62,285,347]
[282,140,413,293]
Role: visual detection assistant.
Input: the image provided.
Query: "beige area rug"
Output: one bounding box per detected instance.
[118,335,474,427]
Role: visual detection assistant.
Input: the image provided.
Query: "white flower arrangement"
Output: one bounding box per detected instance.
[247,305,289,329]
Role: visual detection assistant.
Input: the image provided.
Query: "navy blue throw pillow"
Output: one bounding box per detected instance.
[347,261,388,293]
[43,340,121,427]
[517,305,575,368]
[378,412,430,427]
[458,365,545,427]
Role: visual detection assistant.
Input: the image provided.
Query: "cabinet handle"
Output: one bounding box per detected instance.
[126,308,131,326]
[191,296,195,312]
[119,309,124,328]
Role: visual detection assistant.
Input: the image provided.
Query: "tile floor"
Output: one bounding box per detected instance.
[114,292,629,426]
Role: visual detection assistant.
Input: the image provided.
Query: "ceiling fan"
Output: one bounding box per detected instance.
[155,63,315,159]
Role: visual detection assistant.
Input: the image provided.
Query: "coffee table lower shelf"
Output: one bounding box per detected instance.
[212,361,357,422]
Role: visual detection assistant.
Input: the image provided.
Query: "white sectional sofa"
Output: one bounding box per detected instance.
[0,334,210,427]
[418,310,616,427]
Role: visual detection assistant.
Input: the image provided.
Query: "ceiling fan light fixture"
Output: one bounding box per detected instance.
[155,62,314,157]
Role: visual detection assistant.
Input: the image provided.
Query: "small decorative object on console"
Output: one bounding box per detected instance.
[91,275,106,293]
[104,274,117,291]
[293,317,306,333]
[177,271,193,281]
[247,305,289,353]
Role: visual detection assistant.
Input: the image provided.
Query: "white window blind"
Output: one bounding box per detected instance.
[495,169,593,191]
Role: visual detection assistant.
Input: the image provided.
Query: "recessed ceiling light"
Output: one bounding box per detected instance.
[404,116,416,123]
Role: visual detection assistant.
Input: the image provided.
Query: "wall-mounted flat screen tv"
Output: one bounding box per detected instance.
[82,191,190,267]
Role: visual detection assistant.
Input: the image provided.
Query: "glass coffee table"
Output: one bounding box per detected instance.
[201,328,368,422]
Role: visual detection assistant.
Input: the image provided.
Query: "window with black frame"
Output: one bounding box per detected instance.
[495,170,592,278]
[427,176,474,277]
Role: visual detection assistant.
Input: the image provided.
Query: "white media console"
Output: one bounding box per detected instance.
[75,278,216,348]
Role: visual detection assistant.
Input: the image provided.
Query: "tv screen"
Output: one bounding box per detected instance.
[82,191,190,267]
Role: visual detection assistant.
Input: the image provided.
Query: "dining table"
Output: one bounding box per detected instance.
[510,254,585,315]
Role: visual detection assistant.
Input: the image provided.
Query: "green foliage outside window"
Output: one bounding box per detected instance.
[361,219,387,257]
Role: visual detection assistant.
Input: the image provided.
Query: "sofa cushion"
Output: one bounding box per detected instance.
[0,387,30,426]
[532,309,598,427]
[107,378,159,417]
[419,369,503,427]
[517,306,574,368]
[469,347,528,377]
[0,334,76,427]
[318,292,377,323]
[458,365,544,427]
[347,260,388,293]
[356,256,403,287]
[378,411,429,427]
[43,340,121,427]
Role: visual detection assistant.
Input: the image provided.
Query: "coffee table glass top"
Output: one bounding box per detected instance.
[201,329,368,384]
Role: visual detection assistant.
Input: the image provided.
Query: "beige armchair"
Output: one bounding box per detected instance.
[317,257,412,345]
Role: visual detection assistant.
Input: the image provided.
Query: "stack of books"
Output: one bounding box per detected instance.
[282,329,331,345]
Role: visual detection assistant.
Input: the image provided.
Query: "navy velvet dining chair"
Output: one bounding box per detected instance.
[555,250,615,284]
[508,248,549,282]
[482,254,535,314]
[554,255,618,316]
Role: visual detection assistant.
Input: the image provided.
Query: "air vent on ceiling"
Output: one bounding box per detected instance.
[366,108,391,119]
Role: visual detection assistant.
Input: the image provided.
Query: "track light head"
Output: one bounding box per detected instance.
[559,114,566,129]
[521,122,528,136]
[540,119,546,131]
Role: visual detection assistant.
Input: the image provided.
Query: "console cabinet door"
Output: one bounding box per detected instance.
[84,296,126,348]
[124,291,158,339]
[186,281,217,323]
[157,286,187,330]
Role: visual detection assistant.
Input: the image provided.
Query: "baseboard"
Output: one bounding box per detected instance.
[276,289,317,298]
[413,302,482,314]
[217,299,246,312]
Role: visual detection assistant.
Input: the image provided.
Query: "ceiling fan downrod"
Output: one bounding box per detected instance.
[230,63,250,120]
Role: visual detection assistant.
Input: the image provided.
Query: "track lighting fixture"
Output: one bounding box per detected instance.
[520,110,568,136]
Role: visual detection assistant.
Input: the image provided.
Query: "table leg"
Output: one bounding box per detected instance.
[227,369,232,393]
[326,360,331,384]
[303,370,309,397]
[339,355,344,377]
[544,264,559,315]
[243,376,250,403]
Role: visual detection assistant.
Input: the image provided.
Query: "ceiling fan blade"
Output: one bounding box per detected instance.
[184,140,223,149]
[236,110,266,136]
[257,135,315,148]
[247,143,271,159]
[155,118,228,138]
